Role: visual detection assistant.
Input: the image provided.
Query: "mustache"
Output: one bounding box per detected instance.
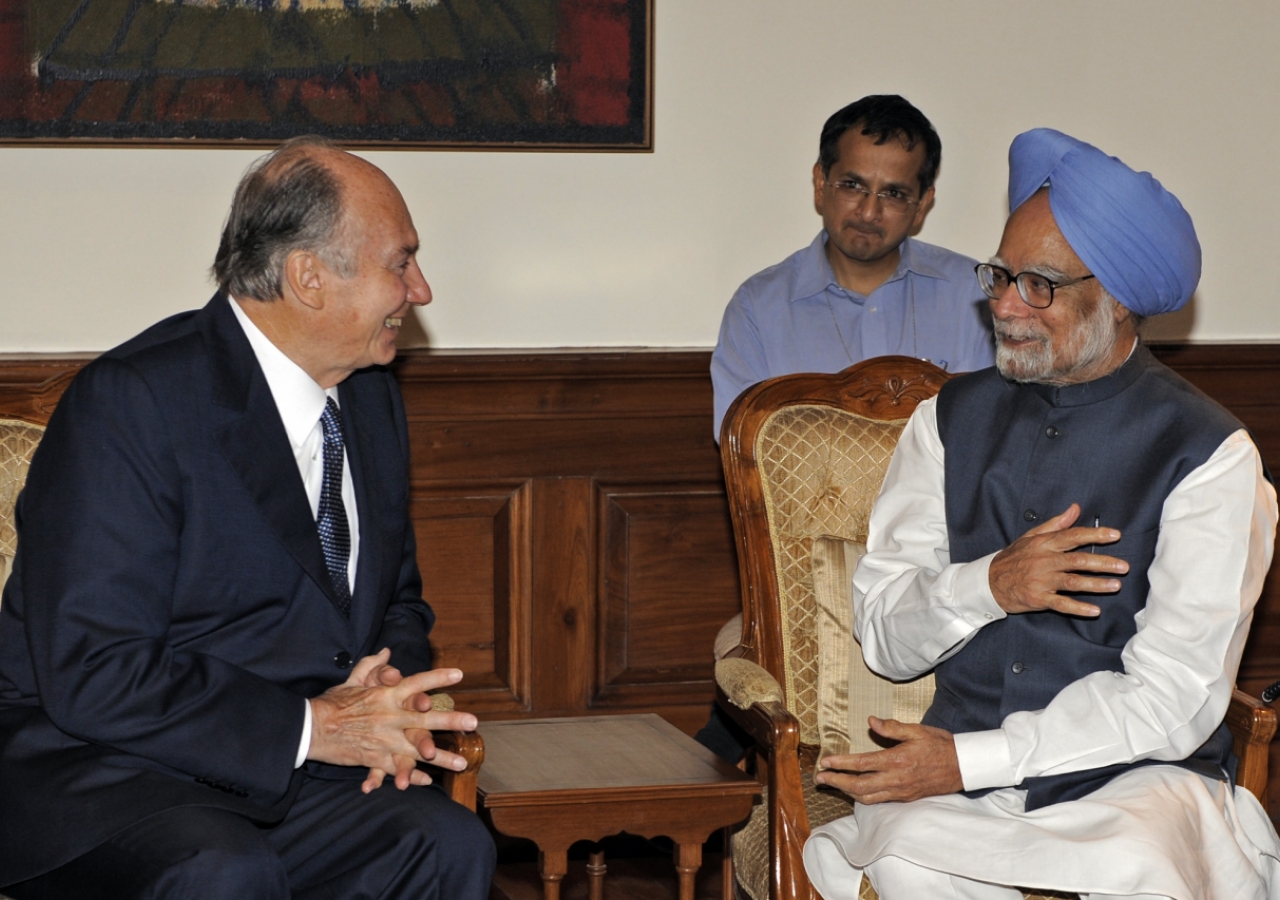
[994,319,1048,342]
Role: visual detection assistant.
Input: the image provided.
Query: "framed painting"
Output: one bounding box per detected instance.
[0,0,652,149]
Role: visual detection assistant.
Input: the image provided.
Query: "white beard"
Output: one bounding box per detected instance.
[994,295,1120,385]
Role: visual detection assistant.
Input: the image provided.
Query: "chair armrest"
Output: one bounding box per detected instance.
[716,658,784,709]
[1227,688,1276,809]
[715,662,819,900]
[713,683,818,900]
[425,692,484,812]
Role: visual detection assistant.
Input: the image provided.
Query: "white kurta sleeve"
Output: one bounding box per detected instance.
[855,404,1277,792]
[853,396,1007,678]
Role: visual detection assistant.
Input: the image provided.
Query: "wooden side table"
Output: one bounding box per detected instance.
[477,714,760,900]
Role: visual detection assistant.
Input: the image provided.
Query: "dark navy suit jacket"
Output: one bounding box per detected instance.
[0,295,436,885]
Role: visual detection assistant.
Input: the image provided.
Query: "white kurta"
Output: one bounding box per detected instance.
[805,396,1280,900]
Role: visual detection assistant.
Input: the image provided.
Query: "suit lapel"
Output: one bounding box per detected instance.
[201,296,347,617]
[339,379,386,642]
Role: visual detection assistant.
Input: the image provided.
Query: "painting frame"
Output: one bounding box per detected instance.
[0,0,653,151]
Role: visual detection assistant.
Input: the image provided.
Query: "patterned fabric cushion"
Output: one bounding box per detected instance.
[754,406,909,745]
[0,419,45,596]
[811,536,935,761]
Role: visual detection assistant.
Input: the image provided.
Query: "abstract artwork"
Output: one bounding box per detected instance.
[0,0,651,148]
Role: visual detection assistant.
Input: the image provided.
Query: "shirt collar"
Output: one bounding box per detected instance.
[227,296,337,448]
[792,232,949,303]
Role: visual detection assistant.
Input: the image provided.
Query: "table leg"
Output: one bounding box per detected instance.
[722,826,734,900]
[538,848,568,900]
[675,841,703,900]
[587,848,607,900]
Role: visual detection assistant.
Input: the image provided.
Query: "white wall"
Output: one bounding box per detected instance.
[2,0,1278,352]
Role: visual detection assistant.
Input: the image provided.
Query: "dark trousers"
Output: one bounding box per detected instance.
[4,775,495,900]
[694,703,752,764]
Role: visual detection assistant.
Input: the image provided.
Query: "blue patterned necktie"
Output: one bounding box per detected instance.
[318,397,352,617]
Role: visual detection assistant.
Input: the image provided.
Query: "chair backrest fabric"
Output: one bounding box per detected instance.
[0,419,45,594]
[812,535,936,759]
[754,406,912,744]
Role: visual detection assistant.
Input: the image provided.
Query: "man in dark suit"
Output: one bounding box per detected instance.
[0,138,496,899]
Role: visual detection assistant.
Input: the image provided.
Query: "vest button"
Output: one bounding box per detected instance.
[1045,426,1060,438]
[1023,509,1038,522]
[1011,661,1026,674]
[334,651,353,670]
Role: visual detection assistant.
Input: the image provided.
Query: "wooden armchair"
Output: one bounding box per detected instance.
[0,415,483,813]
[714,358,1277,900]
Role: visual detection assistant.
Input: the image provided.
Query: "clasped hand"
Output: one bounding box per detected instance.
[307,648,478,793]
[988,502,1127,617]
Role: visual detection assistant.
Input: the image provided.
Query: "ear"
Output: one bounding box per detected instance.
[284,249,327,311]
[813,161,829,215]
[911,186,936,230]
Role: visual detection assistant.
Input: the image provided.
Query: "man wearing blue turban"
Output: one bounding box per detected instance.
[802,129,1280,899]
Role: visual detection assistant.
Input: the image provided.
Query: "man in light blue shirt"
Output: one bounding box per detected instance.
[700,95,994,763]
[710,95,994,439]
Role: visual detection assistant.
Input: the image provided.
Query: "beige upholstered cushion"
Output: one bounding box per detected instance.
[0,419,45,598]
[755,406,910,744]
[812,536,936,761]
[713,612,744,661]
[812,536,865,758]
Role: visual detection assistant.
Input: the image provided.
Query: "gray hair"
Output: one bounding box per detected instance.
[212,136,356,301]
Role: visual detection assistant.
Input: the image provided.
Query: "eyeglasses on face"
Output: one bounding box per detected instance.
[975,263,1096,309]
[824,178,921,214]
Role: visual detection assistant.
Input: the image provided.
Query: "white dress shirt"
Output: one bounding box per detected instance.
[229,297,360,766]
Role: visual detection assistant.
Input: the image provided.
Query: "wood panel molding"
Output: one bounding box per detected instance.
[411,480,533,714]
[597,482,741,704]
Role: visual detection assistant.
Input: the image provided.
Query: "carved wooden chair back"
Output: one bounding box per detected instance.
[721,357,948,737]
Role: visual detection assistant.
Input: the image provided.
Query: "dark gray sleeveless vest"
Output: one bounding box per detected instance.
[926,343,1245,810]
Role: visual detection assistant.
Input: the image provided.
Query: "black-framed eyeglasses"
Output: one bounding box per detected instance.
[975,263,1096,309]
[824,179,921,215]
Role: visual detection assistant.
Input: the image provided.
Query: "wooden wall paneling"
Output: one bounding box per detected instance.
[596,482,742,735]
[4,345,1280,762]
[392,350,728,729]
[411,480,533,714]
[1150,344,1280,471]
[530,477,598,714]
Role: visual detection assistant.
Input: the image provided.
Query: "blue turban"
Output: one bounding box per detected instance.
[1007,128,1200,317]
